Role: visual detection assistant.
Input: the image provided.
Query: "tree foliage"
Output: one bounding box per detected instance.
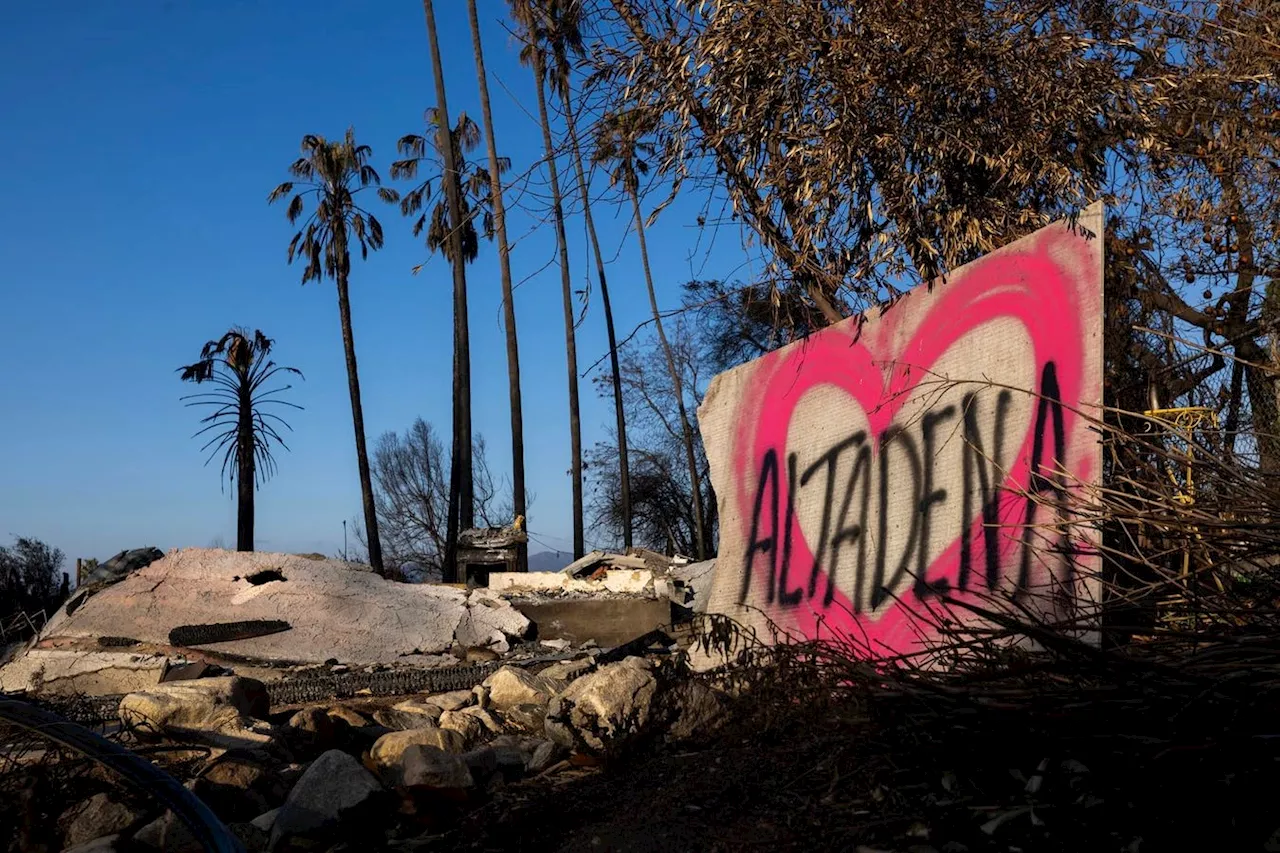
[588,317,716,556]
[268,128,397,283]
[178,328,302,490]
[0,536,66,621]
[366,418,523,581]
[391,110,510,266]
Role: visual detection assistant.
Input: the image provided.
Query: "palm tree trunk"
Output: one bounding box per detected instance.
[335,265,384,576]
[236,386,255,552]
[531,52,585,559]
[423,0,474,581]
[561,91,633,551]
[629,187,707,559]
[468,0,527,570]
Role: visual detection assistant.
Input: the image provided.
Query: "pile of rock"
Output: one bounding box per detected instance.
[58,653,725,852]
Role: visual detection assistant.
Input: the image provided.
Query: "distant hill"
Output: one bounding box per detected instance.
[527,550,574,573]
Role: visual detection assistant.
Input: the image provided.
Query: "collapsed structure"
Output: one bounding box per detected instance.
[0,546,713,699]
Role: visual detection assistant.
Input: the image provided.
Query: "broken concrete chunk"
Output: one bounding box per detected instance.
[270,749,385,848]
[559,550,608,577]
[370,728,467,774]
[59,793,143,849]
[482,666,560,711]
[545,656,659,755]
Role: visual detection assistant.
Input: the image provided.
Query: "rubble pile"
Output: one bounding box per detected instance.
[7,649,725,853]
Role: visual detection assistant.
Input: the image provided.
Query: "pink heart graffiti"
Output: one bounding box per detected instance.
[731,235,1098,653]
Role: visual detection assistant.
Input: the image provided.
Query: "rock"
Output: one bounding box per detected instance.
[326,705,370,727]
[270,750,385,849]
[460,746,499,780]
[461,705,507,734]
[250,807,280,832]
[192,754,288,822]
[285,706,344,754]
[289,706,337,739]
[396,745,473,789]
[391,698,445,722]
[134,812,201,853]
[545,656,659,755]
[503,703,546,734]
[667,680,727,741]
[472,684,491,710]
[540,638,571,651]
[423,690,473,712]
[483,666,559,711]
[437,709,485,746]
[229,821,269,853]
[119,676,272,749]
[59,794,142,848]
[370,728,466,774]
[539,657,595,686]
[61,835,124,853]
[373,708,441,731]
[527,739,563,774]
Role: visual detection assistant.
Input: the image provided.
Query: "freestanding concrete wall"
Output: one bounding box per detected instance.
[697,203,1104,655]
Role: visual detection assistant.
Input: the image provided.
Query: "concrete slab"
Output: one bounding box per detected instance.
[8,549,530,673]
[512,598,672,648]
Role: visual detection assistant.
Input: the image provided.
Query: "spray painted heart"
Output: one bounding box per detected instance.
[729,237,1098,653]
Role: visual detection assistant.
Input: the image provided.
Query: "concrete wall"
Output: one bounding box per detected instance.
[697,204,1105,655]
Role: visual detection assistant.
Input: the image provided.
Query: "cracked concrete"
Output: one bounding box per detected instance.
[5,549,530,680]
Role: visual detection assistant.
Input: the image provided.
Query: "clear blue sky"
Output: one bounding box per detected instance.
[0,0,746,563]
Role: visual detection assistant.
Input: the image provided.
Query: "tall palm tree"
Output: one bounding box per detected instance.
[508,0,586,559]
[392,106,509,577]
[467,0,528,571]
[179,329,303,553]
[268,129,396,576]
[595,108,706,558]
[421,0,479,581]
[535,0,634,550]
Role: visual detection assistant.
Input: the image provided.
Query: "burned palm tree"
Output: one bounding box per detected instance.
[269,128,394,576]
[179,329,302,552]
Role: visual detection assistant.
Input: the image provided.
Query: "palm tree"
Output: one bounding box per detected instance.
[392,111,509,266]
[467,0,528,571]
[533,0,634,551]
[420,0,480,580]
[595,108,706,558]
[392,107,508,578]
[179,328,303,553]
[508,0,586,559]
[268,129,396,576]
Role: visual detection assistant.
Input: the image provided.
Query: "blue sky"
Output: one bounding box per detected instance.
[0,1,747,563]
